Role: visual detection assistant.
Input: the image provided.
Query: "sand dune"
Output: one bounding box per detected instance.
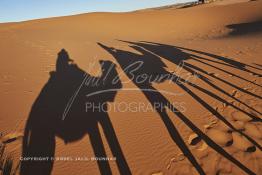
[0,0,262,174]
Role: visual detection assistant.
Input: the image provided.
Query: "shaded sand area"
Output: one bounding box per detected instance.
[0,0,261,174]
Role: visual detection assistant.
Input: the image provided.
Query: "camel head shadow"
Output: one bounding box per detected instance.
[20,49,131,175]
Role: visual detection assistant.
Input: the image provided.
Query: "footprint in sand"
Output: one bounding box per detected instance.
[215,121,231,132]
[206,109,260,150]
[232,132,255,152]
[188,133,202,146]
[231,120,245,131]
[231,111,252,122]
[215,119,245,132]
[231,89,241,98]
[244,122,262,139]
[166,153,186,170]
[0,132,23,144]
[206,129,233,146]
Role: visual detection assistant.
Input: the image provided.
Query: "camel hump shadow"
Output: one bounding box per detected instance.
[21,49,131,175]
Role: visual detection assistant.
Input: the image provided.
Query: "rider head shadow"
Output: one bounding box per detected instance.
[21,49,131,175]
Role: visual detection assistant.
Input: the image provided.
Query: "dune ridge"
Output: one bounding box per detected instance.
[0,0,261,174]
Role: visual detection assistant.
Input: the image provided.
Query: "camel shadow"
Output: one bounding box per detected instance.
[20,49,131,175]
[98,41,261,175]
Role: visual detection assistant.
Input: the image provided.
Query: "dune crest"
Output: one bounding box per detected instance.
[0,0,261,174]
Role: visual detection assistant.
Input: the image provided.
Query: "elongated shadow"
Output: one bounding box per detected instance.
[21,49,131,175]
[119,41,262,147]
[98,42,259,175]
[121,40,262,116]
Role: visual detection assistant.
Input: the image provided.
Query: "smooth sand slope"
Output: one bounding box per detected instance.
[0,0,262,174]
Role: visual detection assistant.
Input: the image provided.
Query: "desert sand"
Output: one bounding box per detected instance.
[0,0,262,174]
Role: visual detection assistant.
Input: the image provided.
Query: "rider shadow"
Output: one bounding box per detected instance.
[98,42,259,175]
[119,40,262,117]
[20,49,131,175]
